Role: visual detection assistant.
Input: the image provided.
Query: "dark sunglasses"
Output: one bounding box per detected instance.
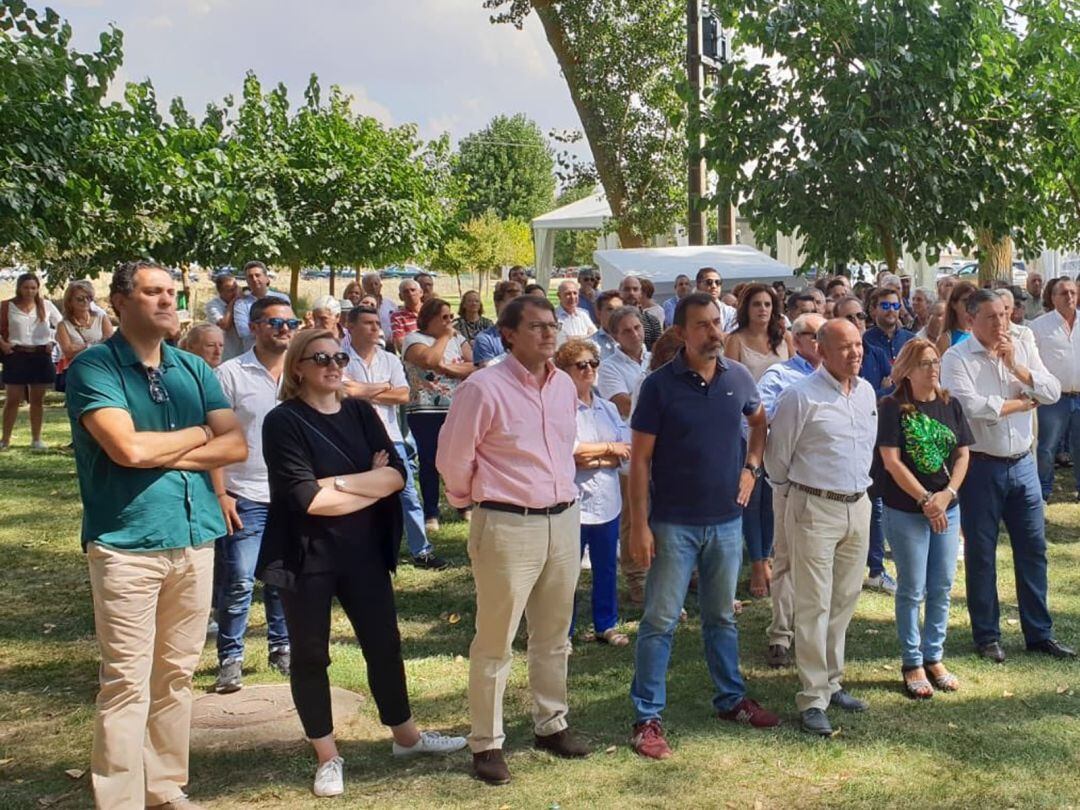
[300,351,349,368]
[845,312,868,322]
[879,301,902,311]
[256,317,301,331]
[574,359,600,371]
[145,366,169,404]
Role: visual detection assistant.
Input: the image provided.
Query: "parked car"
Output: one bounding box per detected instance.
[379,265,437,279]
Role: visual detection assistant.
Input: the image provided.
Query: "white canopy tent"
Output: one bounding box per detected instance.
[531,192,616,288]
[593,244,799,300]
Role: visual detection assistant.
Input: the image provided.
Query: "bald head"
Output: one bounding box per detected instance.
[819,317,864,383]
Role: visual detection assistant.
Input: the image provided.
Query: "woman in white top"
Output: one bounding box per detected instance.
[639,278,667,328]
[556,338,631,647]
[56,280,113,366]
[0,273,63,450]
[723,283,793,597]
[401,298,474,532]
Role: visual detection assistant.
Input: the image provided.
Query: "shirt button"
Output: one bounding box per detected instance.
[169,423,175,429]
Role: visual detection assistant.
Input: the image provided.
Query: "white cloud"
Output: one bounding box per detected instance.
[337,84,394,126]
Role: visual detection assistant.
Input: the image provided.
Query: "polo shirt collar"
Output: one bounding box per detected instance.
[814,364,855,394]
[671,347,727,376]
[110,330,178,369]
[790,354,815,374]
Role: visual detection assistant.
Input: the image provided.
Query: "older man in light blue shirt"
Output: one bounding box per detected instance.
[757,313,824,668]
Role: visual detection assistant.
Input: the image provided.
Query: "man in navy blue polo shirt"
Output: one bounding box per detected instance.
[863,286,915,364]
[626,293,780,760]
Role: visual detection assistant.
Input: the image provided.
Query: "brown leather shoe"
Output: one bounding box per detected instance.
[472,749,511,785]
[535,728,590,758]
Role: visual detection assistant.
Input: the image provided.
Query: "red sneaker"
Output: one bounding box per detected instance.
[631,719,673,760]
[717,697,781,728]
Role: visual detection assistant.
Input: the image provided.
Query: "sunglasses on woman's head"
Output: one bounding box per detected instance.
[574,359,600,371]
[300,351,350,368]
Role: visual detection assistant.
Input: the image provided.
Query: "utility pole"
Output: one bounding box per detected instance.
[686,0,707,246]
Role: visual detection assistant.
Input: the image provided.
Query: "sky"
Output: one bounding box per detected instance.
[52,0,584,150]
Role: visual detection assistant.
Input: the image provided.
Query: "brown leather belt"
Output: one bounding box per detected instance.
[970,450,1030,465]
[790,481,864,504]
[478,500,575,516]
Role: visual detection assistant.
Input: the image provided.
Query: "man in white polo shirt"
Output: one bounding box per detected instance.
[1029,278,1080,502]
[555,279,597,345]
[342,305,447,570]
[597,306,651,605]
[211,296,297,694]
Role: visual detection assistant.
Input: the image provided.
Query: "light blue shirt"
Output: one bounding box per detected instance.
[472,324,505,366]
[592,329,617,360]
[757,354,816,422]
[663,296,680,326]
[574,395,630,524]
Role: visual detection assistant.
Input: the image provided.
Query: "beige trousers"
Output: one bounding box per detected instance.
[785,488,871,712]
[467,503,580,753]
[618,474,647,602]
[766,486,794,648]
[87,542,214,809]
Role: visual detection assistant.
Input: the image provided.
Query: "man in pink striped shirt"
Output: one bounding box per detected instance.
[437,295,589,786]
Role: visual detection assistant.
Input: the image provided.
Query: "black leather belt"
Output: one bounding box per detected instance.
[790,481,864,504]
[478,500,575,516]
[970,450,1030,464]
[11,345,49,353]
[1062,391,1080,398]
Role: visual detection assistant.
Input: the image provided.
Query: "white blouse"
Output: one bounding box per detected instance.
[4,300,62,346]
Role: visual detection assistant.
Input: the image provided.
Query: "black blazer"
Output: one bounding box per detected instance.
[256,397,405,590]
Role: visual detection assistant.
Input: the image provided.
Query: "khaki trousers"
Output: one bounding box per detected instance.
[467,503,580,752]
[87,543,214,809]
[785,488,870,712]
[766,486,794,648]
[618,474,647,603]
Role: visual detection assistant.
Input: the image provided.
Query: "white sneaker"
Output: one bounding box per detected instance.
[392,730,468,757]
[30,439,47,451]
[313,756,344,798]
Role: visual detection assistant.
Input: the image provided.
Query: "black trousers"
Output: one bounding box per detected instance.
[279,561,411,739]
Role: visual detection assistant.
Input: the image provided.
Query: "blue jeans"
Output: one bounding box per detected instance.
[571,517,620,636]
[959,454,1053,647]
[867,497,886,576]
[1036,398,1080,498]
[406,412,446,520]
[883,505,960,666]
[394,441,432,557]
[743,477,774,562]
[631,517,746,720]
[216,498,289,663]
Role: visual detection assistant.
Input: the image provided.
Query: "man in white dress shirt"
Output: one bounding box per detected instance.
[1029,279,1080,501]
[597,306,651,605]
[555,280,598,344]
[695,267,738,333]
[941,288,1074,662]
[361,271,398,344]
[765,318,877,736]
[203,272,245,360]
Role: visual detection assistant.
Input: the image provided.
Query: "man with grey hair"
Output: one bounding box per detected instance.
[940,288,1072,662]
[390,278,423,351]
[766,317,877,735]
[181,323,226,369]
[756,312,826,668]
[598,305,651,606]
[619,275,662,350]
[911,286,936,333]
[555,279,597,344]
[361,271,397,340]
[1025,271,1045,320]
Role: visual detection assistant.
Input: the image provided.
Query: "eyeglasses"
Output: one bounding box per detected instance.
[844,312,868,322]
[879,301,902,311]
[526,321,562,334]
[794,331,818,339]
[255,317,301,331]
[916,359,942,369]
[145,366,169,404]
[573,359,600,371]
[700,279,722,287]
[73,295,93,304]
[300,351,350,368]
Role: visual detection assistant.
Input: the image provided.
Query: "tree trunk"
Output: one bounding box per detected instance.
[977,229,1013,287]
[289,261,300,302]
[455,271,462,298]
[533,1,643,248]
[329,266,336,296]
[877,224,899,275]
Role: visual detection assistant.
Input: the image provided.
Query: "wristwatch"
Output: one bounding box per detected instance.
[744,463,764,479]
[333,477,348,493]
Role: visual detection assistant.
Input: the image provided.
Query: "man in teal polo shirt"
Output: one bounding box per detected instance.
[66,260,246,810]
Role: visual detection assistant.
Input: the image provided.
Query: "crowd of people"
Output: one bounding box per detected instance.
[4,256,1078,807]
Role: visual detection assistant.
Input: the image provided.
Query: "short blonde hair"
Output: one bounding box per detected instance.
[279,329,344,402]
[62,280,96,321]
[554,337,599,371]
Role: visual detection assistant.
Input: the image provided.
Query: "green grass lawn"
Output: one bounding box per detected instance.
[1,400,1079,809]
